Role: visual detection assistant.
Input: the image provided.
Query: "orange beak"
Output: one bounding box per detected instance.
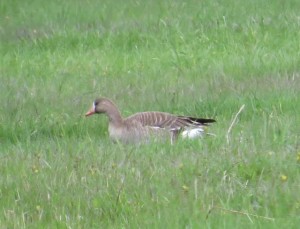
[85,106,96,117]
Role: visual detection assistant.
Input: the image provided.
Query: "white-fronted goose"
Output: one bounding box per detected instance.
[85,98,216,144]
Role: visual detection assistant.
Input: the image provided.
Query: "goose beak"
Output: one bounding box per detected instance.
[85,107,95,117]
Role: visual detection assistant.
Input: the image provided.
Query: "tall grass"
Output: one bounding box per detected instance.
[0,0,299,228]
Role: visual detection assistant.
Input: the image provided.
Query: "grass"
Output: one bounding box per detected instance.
[0,0,300,228]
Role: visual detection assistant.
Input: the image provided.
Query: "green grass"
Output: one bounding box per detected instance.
[1,0,300,228]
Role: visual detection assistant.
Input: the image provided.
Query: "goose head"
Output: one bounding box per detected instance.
[86,98,114,116]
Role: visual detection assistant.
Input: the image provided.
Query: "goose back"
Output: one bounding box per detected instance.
[125,111,215,130]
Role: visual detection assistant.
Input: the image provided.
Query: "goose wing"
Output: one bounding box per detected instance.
[125,112,215,130]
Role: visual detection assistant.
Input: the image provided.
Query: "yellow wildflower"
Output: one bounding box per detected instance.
[280,175,288,182]
[182,185,189,192]
[32,165,39,173]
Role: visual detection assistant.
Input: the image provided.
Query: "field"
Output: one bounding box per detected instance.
[1,0,300,228]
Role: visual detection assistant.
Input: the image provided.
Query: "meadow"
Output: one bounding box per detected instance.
[0,0,299,228]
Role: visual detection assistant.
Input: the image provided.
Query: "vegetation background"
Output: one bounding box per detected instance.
[0,0,299,228]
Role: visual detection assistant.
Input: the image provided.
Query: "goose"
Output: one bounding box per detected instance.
[85,97,216,144]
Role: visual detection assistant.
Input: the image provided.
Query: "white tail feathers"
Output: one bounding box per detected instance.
[181,128,205,139]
